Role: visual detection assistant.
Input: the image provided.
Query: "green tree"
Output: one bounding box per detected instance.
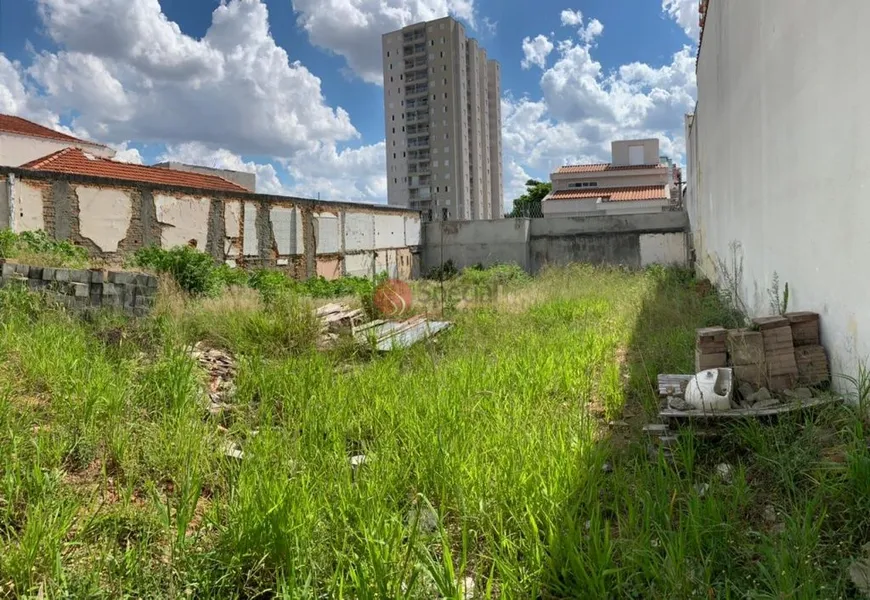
[506,179,551,218]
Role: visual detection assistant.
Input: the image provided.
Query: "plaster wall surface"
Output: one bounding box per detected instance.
[639,232,688,267]
[345,213,375,252]
[685,0,870,383]
[76,186,132,252]
[270,206,302,255]
[154,194,211,249]
[373,213,406,248]
[315,213,340,254]
[243,202,259,256]
[16,181,44,232]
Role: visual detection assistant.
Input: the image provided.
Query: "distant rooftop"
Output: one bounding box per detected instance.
[21,147,249,193]
[547,185,669,202]
[554,163,666,175]
[0,114,108,148]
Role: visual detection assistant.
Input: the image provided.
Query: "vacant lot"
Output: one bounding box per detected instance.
[0,264,867,598]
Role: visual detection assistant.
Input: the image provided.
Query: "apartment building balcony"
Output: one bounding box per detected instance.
[408,149,430,161]
[403,43,426,57]
[405,83,429,97]
[407,136,430,149]
[405,57,427,70]
[408,161,430,175]
[406,97,428,110]
[407,124,430,135]
[403,29,425,43]
[405,71,428,84]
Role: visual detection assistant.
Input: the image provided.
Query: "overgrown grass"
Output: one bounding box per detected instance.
[0,265,867,597]
[0,229,89,267]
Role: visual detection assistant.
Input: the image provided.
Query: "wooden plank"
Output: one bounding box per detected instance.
[659,395,840,420]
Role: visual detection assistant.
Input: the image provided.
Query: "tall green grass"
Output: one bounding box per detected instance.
[0,266,866,597]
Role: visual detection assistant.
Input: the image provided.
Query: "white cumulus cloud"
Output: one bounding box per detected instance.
[290,0,476,84]
[662,0,700,42]
[521,35,554,70]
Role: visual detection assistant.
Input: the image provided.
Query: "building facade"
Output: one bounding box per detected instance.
[544,139,678,217]
[382,17,503,222]
[0,114,115,167]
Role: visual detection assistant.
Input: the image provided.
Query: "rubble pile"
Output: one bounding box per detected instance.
[189,342,238,414]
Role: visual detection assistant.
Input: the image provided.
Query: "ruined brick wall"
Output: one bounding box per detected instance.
[0,169,422,281]
[0,261,158,316]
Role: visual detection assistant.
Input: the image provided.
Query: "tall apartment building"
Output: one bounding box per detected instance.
[382,17,503,221]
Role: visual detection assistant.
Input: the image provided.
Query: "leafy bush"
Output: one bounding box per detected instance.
[133,245,222,296]
[249,269,295,301]
[426,259,458,281]
[0,229,89,266]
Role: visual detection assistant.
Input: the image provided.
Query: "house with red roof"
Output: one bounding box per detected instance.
[0,114,115,167]
[544,139,679,217]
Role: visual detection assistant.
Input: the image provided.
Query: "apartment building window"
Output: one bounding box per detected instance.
[391,115,395,121]
[445,160,449,166]
[440,51,444,58]
[444,147,449,153]
[443,78,447,85]
[392,127,395,134]
[393,153,396,159]
[444,133,449,139]
[403,151,406,157]
[445,186,450,192]
[394,178,397,183]
[442,208,449,220]
[440,37,445,43]
[402,126,405,131]
[400,74,403,80]
[433,160,439,167]
[387,51,390,57]
[390,76,393,82]
[436,186,440,193]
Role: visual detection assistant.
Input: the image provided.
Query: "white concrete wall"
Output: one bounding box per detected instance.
[16,181,44,232]
[373,213,406,249]
[0,133,113,167]
[345,253,373,277]
[639,232,687,267]
[76,186,131,252]
[154,194,211,249]
[687,0,870,383]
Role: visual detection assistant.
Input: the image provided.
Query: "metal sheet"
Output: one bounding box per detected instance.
[374,320,452,351]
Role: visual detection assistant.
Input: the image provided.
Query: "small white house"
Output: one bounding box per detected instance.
[544,139,679,217]
[0,113,114,167]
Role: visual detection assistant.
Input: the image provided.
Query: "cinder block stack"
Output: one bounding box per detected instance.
[695,326,727,372]
[786,312,829,385]
[726,329,766,388]
[752,316,799,391]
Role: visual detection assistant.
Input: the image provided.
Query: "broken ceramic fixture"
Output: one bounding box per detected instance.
[684,368,733,411]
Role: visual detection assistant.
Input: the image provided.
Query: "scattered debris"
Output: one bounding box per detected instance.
[748,387,772,404]
[601,461,613,474]
[190,342,238,413]
[762,504,777,524]
[349,454,367,468]
[694,483,710,498]
[222,440,244,460]
[715,463,734,484]
[752,398,781,410]
[783,387,813,400]
[316,303,453,351]
[459,576,476,600]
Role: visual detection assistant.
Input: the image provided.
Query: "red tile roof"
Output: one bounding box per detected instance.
[0,114,107,147]
[555,163,666,174]
[547,185,669,202]
[20,148,248,193]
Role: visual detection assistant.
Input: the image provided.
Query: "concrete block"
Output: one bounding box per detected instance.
[27,279,46,292]
[54,269,70,282]
[108,271,135,285]
[41,267,56,281]
[1,263,16,277]
[69,270,90,284]
[102,283,118,296]
[13,263,29,276]
[28,266,43,279]
[89,270,105,284]
[71,282,89,298]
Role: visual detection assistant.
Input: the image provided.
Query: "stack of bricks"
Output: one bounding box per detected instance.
[786,312,829,385]
[0,261,158,317]
[695,326,727,372]
[726,329,766,388]
[752,316,799,391]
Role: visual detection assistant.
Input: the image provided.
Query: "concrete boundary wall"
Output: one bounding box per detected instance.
[422,212,689,274]
[0,168,422,280]
[685,0,870,386]
[0,261,157,316]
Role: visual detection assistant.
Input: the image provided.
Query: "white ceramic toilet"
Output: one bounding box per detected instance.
[684,368,734,411]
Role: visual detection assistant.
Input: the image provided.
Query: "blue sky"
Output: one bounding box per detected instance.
[0,0,699,207]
